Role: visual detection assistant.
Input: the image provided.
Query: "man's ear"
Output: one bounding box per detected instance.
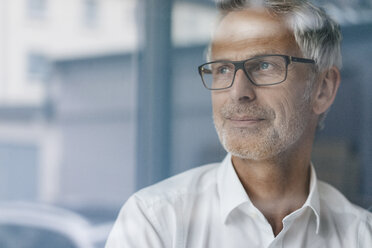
[312,66,341,115]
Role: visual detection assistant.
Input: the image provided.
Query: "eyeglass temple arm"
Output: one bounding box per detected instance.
[290,56,316,64]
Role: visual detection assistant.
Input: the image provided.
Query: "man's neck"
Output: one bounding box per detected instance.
[231,144,312,236]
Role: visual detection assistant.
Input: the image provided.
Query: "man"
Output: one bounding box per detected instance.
[106,0,372,247]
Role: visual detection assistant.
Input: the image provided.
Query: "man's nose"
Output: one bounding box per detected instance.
[229,69,257,102]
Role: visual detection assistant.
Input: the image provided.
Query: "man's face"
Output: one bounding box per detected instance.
[211,9,317,161]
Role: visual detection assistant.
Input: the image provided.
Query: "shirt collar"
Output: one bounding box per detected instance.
[303,164,321,234]
[217,153,321,233]
[217,153,251,223]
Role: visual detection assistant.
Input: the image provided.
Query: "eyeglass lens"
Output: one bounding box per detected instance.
[201,56,287,89]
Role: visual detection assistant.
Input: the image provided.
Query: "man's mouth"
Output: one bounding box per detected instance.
[226,116,265,127]
[228,116,264,121]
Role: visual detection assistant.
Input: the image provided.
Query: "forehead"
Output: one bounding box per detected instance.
[211,8,299,60]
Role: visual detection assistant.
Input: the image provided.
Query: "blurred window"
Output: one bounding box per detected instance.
[83,0,99,28]
[27,53,49,82]
[27,0,47,19]
[0,143,38,201]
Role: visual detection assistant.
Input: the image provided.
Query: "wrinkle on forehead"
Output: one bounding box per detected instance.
[211,36,291,60]
[215,9,288,39]
[211,8,299,60]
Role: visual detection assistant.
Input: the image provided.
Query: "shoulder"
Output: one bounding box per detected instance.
[317,180,372,245]
[133,162,220,209]
[106,163,222,247]
[317,180,368,217]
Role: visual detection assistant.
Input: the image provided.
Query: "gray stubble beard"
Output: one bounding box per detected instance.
[213,80,314,161]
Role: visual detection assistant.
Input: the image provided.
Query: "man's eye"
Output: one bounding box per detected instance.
[246,61,275,72]
[218,66,230,74]
[259,62,271,70]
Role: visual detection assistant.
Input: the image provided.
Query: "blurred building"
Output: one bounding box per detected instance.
[0,0,137,204]
[0,0,136,105]
[0,0,217,208]
[50,1,217,208]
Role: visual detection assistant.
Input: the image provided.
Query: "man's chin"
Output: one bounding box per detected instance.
[222,129,264,144]
[221,137,267,160]
[220,129,284,161]
[216,124,279,159]
[224,145,267,161]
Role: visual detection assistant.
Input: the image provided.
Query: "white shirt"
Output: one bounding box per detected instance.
[106,154,372,248]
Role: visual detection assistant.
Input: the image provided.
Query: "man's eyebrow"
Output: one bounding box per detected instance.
[246,50,284,57]
[211,49,285,61]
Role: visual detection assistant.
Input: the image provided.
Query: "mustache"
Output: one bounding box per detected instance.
[220,103,275,119]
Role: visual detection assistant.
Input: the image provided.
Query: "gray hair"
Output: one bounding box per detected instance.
[212,0,342,130]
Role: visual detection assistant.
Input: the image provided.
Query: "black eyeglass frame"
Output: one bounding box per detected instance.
[198,54,316,90]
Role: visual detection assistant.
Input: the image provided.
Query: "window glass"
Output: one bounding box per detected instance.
[0,0,371,247]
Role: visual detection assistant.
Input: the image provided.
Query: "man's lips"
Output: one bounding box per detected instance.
[228,117,264,121]
[227,114,266,121]
[226,116,266,127]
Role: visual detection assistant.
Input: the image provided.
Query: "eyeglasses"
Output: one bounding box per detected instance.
[198,54,315,90]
